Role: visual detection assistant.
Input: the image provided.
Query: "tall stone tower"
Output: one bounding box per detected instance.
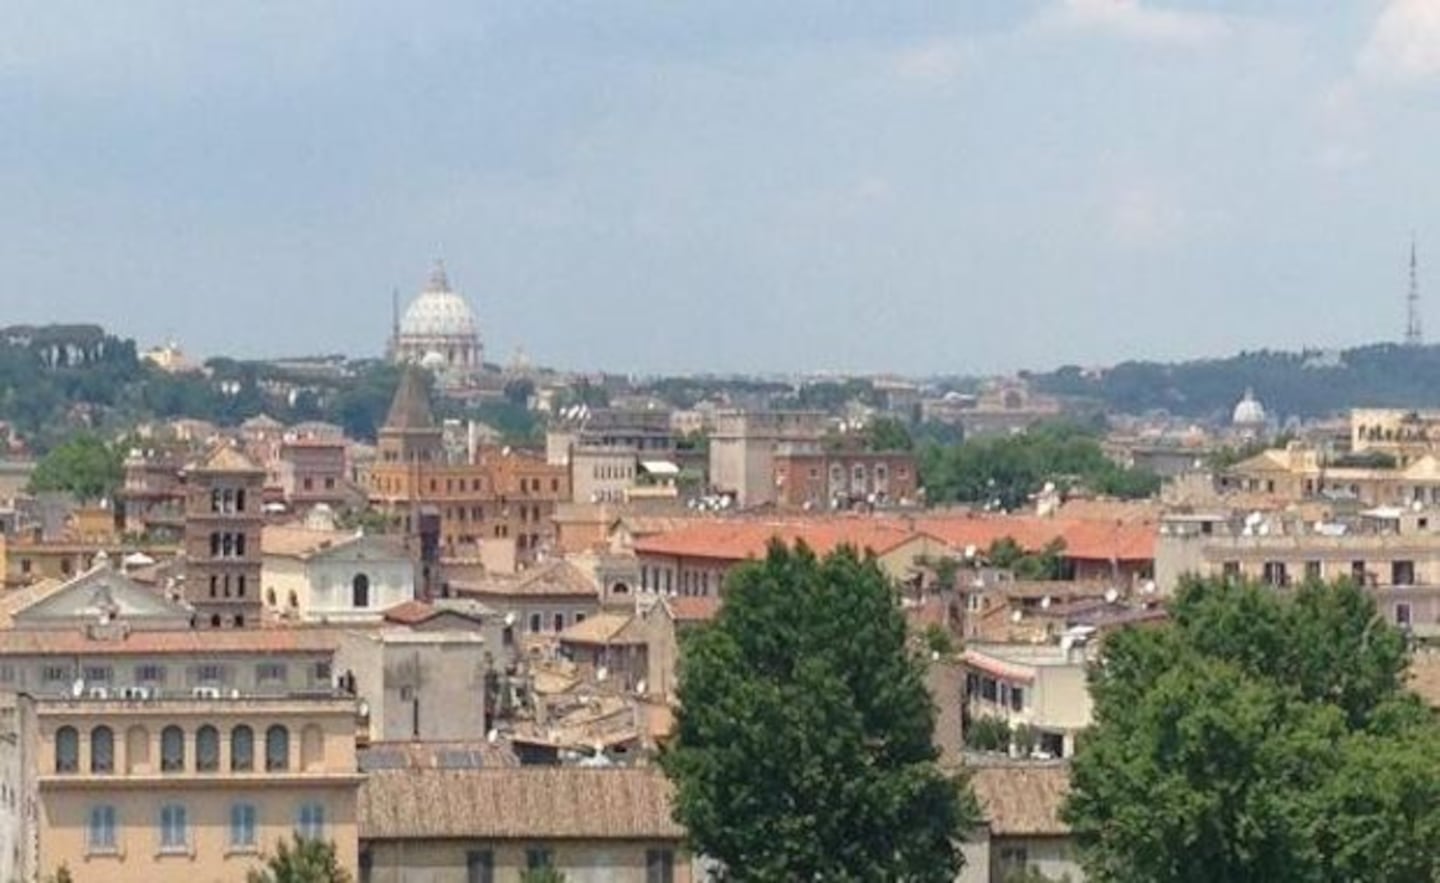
[372,367,444,599]
[184,445,265,628]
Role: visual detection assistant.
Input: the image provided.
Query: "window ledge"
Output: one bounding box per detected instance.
[225,845,259,857]
[156,845,195,859]
[84,847,122,860]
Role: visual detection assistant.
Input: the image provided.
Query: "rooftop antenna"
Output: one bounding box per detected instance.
[1407,233,1423,346]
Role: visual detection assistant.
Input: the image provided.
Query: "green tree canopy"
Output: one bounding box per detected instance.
[1064,576,1440,883]
[920,422,1159,510]
[27,433,123,502]
[246,835,352,883]
[663,541,980,882]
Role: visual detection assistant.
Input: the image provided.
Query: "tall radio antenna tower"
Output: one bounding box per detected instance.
[1407,234,1423,346]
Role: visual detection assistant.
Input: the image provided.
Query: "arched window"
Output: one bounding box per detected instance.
[196,725,220,772]
[55,726,79,773]
[265,725,290,771]
[352,573,370,609]
[161,726,185,772]
[231,726,254,772]
[90,726,114,774]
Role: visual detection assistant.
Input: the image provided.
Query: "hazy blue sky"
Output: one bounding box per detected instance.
[2,1,1439,374]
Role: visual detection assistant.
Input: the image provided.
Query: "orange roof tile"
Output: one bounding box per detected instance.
[633,518,918,562]
[668,595,721,623]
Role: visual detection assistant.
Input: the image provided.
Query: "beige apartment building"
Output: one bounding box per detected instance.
[707,410,828,508]
[963,643,1094,759]
[1156,510,1440,635]
[11,692,362,883]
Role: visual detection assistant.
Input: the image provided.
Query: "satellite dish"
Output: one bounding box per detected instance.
[635,680,647,694]
[1104,588,1120,604]
[1142,580,1157,595]
[486,729,499,744]
[71,678,85,698]
[1040,596,1052,610]
[597,667,609,682]
[963,545,978,560]
[504,611,517,627]
[1010,610,1023,623]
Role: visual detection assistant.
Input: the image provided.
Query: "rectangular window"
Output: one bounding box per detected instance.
[257,663,287,683]
[1397,602,1413,627]
[1303,560,1322,583]
[88,805,117,853]
[42,665,71,684]
[466,850,495,883]
[1221,560,1241,581]
[195,664,224,683]
[980,677,998,702]
[160,804,188,852]
[82,665,112,683]
[646,849,676,883]
[229,803,257,850]
[1010,686,1025,711]
[529,613,542,633]
[526,847,553,869]
[1392,560,1416,586]
[297,803,325,840]
[1261,561,1288,587]
[136,664,166,683]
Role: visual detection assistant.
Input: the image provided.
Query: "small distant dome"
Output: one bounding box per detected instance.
[399,262,478,338]
[1233,388,1267,426]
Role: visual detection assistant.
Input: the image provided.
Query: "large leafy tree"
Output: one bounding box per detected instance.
[27,433,123,502]
[662,542,979,882]
[1064,576,1440,883]
[246,835,351,883]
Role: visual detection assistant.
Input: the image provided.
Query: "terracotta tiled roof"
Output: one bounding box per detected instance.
[358,768,684,840]
[0,628,339,657]
[382,600,435,625]
[969,762,1072,837]
[559,612,642,645]
[261,525,360,558]
[0,579,64,628]
[518,560,599,595]
[962,650,1037,685]
[914,515,1155,563]
[359,740,519,771]
[633,519,919,562]
[192,444,262,474]
[632,514,1155,567]
[667,595,721,623]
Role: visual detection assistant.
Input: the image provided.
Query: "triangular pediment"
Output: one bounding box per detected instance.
[13,565,191,627]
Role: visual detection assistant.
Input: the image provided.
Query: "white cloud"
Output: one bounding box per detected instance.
[1037,0,1232,48]
[1357,0,1440,85]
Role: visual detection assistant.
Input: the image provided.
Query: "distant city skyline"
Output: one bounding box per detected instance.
[3,2,1439,374]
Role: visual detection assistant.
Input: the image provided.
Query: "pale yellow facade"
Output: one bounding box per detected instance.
[27,695,362,883]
